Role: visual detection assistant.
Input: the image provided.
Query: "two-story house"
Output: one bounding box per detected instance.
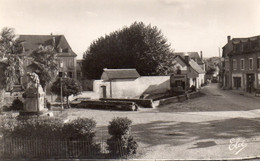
[172,54,205,89]
[222,35,260,93]
[17,34,77,80]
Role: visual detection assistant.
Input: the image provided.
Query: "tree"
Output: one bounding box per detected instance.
[0,27,24,109]
[82,22,175,79]
[206,67,216,75]
[51,77,80,108]
[29,47,58,91]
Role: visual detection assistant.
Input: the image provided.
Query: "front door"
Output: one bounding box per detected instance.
[233,77,241,89]
[101,86,107,98]
[246,74,255,93]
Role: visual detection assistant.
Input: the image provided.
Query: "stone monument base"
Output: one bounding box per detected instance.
[18,108,53,117]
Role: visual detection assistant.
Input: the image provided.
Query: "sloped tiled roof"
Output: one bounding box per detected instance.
[17,35,77,57]
[173,55,190,67]
[174,52,204,64]
[189,59,205,74]
[222,35,260,56]
[101,69,140,81]
[172,55,205,76]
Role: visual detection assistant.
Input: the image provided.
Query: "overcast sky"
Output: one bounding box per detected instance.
[1,0,259,59]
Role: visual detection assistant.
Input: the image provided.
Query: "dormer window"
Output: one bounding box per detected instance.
[251,39,258,50]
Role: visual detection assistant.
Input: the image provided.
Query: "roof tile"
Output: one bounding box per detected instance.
[17,35,77,57]
[101,69,140,80]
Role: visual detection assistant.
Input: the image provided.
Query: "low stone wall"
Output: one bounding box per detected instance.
[158,91,200,106]
[75,100,138,111]
[100,98,154,108]
[188,91,201,99]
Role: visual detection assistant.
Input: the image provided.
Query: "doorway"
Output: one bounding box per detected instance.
[233,77,241,89]
[101,85,107,98]
[246,74,255,93]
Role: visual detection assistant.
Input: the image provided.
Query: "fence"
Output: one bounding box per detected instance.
[0,137,129,159]
[158,91,201,106]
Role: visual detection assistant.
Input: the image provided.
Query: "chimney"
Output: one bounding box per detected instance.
[200,51,203,59]
[184,53,190,63]
[227,36,231,43]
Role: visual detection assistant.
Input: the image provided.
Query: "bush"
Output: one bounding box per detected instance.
[3,117,64,139]
[8,97,23,111]
[108,117,132,136]
[0,116,63,139]
[0,117,101,158]
[0,117,100,141]
[107,117,137,158]
[62,118,101,156]
[0,115,18,137]
[62,118,96,140]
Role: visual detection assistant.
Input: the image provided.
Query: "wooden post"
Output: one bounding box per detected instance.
[110,81,112,98]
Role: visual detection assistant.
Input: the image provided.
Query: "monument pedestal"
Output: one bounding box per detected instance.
[19,108,52,116]
[19,83,53,117]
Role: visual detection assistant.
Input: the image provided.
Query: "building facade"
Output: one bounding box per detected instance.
[17,35,77,81]
[204,57,221,81]
[91,68,171,99]
[222,35,260,93]
[174,51,206,71]
[172,55,205,89]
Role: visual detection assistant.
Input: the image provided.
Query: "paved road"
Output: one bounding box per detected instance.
[138,83,260,159]
[67,84,260,160]
[158,83,260,112]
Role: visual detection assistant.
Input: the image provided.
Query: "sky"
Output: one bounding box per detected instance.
[0,0,260,59]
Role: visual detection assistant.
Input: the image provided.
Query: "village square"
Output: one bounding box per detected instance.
[0,0,260,160]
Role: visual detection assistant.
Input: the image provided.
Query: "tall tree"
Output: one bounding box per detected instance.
[82,22,175,79]
[0,27,24,109]
[51,77,80,108]
[29,47,58,91]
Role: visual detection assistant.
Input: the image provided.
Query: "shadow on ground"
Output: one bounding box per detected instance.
[126,117,260,148]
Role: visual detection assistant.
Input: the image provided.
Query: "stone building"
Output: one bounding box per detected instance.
[222,35,260,93]
[18,34,77,81]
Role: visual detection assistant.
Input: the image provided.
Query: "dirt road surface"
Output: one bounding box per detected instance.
[66,83,260,160]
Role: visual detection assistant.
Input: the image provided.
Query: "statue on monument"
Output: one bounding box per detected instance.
[22,72,45,113]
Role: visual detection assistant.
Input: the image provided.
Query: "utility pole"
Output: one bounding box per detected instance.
[60,62,64,111]
[218,47,222,84]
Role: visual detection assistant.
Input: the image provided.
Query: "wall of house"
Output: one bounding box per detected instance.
[188,73,204,88]
[231,73,244,89]
[229,51,260,91]
[198,73,205,87]
[57,57,77,80]
[93,76,170,99]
